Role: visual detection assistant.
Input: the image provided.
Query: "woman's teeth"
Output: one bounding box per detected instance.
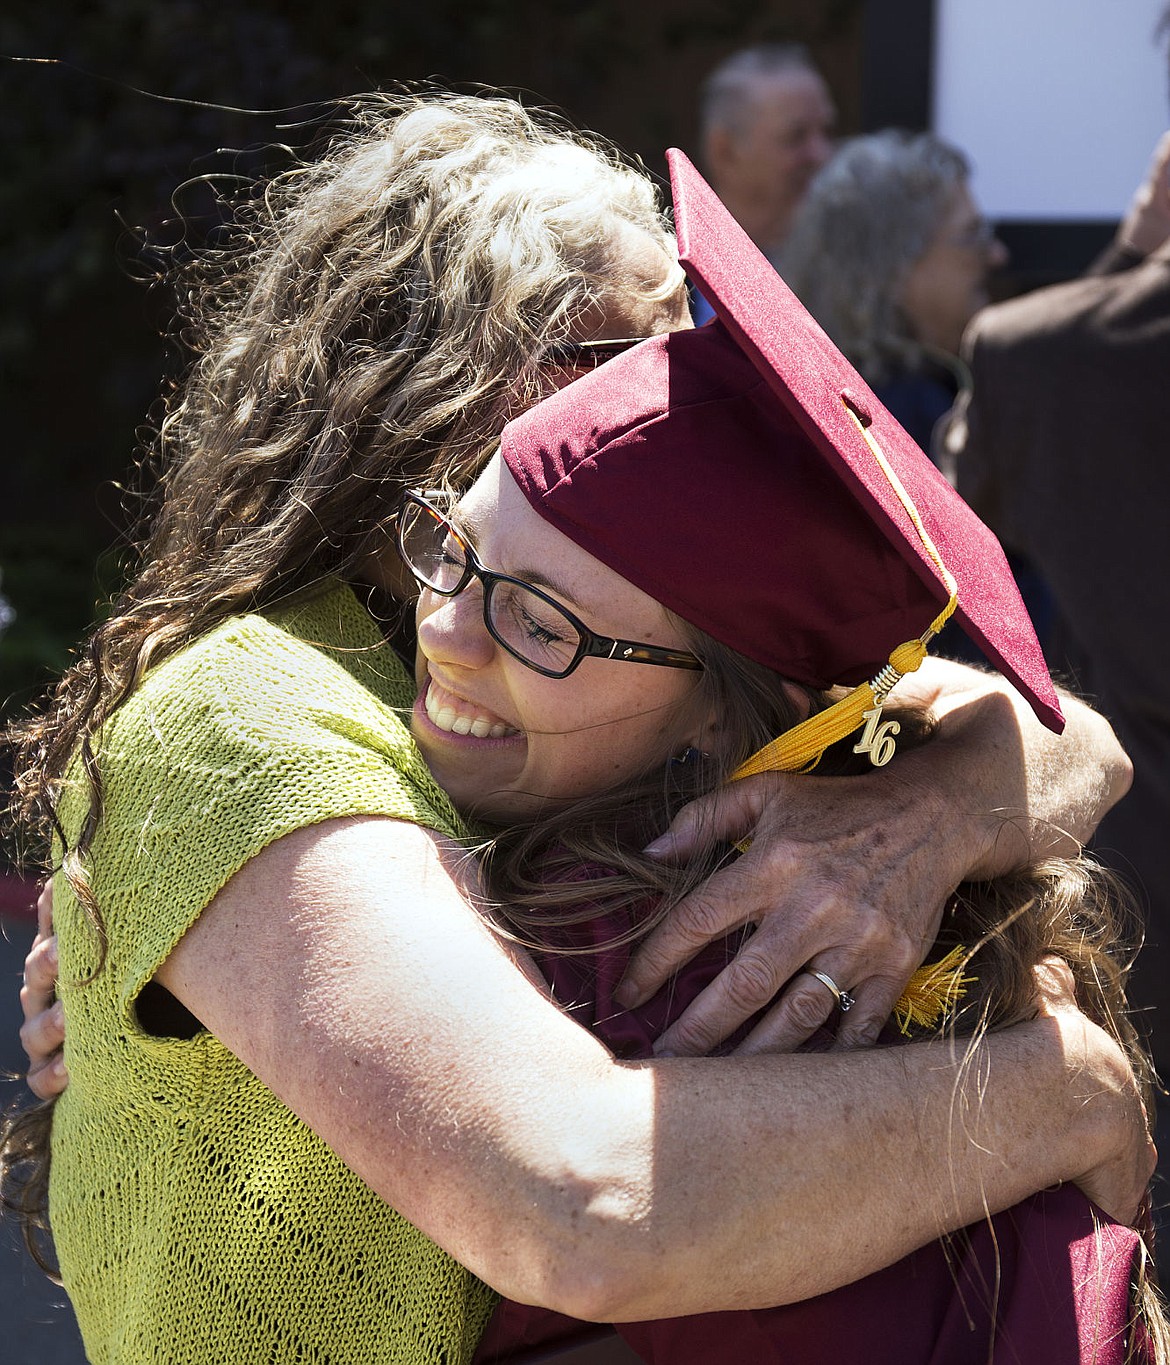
[425,681,518,738]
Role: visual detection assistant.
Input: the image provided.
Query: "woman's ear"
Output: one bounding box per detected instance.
[683,701,724,763]
[685,677,816,762]
[779,680,815,722]
[681,675,817,763]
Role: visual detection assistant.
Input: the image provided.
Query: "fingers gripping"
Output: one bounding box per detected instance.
[735,968,905,1056]
[833,977,909,1049]
[20,1000,68,1100]
[631,767,956,1057]
[653,946,787,1056]
[619,871,761,1009]
[21,930,58,1012]
[748,975,839,1052]
[21,929,68,1099]
[36,880,55,938]
[644,780,770,860]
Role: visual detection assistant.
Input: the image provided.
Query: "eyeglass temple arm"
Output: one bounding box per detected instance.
[603,639,703,669]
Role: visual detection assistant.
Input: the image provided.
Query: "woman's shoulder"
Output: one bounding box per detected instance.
[70,580,461,850]
[117,582,415,744]
[54,581,462,983]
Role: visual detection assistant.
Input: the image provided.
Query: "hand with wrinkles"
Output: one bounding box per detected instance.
[1020,955,1154,1226]
[617,661,1132,1057]
[618,765,958,1055]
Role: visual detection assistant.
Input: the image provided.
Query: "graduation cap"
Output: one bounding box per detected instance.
[500,150,1061,775]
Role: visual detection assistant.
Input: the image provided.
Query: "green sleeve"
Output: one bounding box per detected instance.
[57,593,464,1013]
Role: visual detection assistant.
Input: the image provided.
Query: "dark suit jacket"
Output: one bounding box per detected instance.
[949,240,1170,1068]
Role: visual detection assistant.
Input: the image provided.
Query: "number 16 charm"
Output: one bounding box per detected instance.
[853,706,901,767]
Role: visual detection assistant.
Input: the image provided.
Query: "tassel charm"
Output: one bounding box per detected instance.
[893,946,974,1034]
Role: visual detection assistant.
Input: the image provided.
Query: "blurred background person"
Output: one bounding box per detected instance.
[779,129,1008,458]
[698,43,836,257]
[946,125,1170,1098]
[691,42,837,324]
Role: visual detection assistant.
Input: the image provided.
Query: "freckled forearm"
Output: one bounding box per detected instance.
[546,1018,1113,1320]
[901,661,1129,880]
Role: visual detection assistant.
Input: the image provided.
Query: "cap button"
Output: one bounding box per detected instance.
[841,389,873,428]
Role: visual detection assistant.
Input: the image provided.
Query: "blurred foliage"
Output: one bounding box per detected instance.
[0,0,863,738]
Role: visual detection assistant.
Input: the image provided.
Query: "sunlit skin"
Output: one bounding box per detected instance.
[705,68,837,254]
[898,181,1010,355]
[411,453,715,823]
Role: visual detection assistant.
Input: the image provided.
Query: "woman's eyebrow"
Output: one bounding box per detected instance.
[510,564,587,610]
[451,505,588,610]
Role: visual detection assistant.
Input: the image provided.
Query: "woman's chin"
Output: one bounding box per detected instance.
[411,694,530,820]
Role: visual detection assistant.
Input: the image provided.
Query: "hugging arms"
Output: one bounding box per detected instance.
[21,652,1131,1078]
[13,554,1146,1329]
[3,93,1154,1365]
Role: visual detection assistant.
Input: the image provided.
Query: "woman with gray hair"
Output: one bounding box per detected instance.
[780,130,1008,457]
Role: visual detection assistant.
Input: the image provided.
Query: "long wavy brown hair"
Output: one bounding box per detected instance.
[2,87,677,1269]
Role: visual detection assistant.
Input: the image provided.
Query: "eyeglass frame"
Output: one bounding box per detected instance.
[541,336,646,368]
[397,490,704,679]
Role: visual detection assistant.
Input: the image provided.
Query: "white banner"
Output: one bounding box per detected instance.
[933,0,1168,219]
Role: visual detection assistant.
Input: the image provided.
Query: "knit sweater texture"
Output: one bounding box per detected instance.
[50,584,497,1364]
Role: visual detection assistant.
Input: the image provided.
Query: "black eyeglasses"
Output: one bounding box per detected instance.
[397,491,703,679]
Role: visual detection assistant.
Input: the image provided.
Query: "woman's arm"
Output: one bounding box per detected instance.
[156,813,1150,1323]
[617,661,1132,1056]
[21,667,1130,1081]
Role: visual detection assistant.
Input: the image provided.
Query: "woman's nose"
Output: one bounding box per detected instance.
[416,585,496,669]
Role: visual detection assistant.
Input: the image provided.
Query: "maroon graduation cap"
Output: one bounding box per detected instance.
[500,151,1061,773]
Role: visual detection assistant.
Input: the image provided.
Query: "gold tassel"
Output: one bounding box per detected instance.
[729,403,960,782]
[892,946,974,1034]
[730,640,933,780]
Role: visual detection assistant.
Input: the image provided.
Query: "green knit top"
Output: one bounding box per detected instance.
[50,584,498,1364]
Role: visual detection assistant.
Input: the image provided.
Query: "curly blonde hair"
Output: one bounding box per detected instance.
[7,89,676,927]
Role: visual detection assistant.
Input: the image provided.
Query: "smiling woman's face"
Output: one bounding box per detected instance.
[411,454,712,823]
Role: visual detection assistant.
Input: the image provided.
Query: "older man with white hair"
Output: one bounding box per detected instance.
[699,43,836,258]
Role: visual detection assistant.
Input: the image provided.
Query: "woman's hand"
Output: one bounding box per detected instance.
[618,765,956,1054]
[19,881,68,1100]
[618,663,1131,1058]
